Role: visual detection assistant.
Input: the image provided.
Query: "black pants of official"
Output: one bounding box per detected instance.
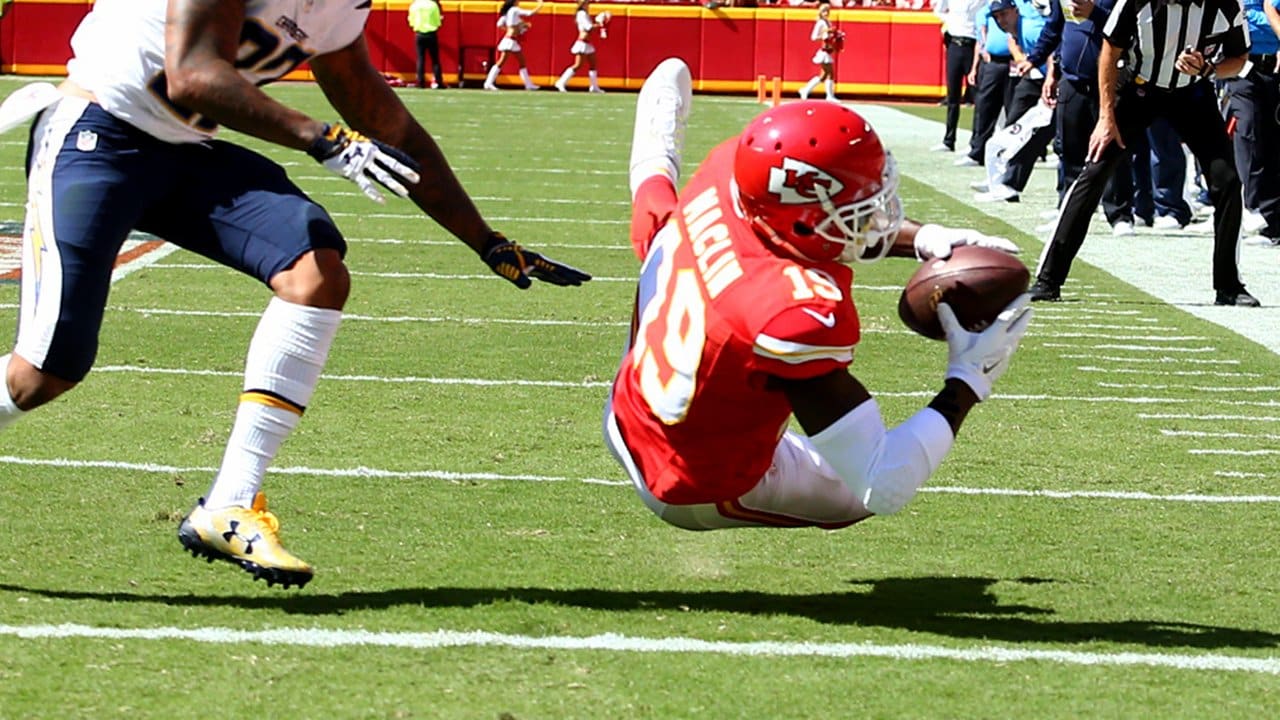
[967,56,1014,163]
[416,31,443,88]
[1057,77,1135,225]
[1037,80,1246,295]
[1227,63,1280,238]
[942,38,976,150]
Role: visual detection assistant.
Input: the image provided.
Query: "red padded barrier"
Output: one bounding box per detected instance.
[0,0,944,97]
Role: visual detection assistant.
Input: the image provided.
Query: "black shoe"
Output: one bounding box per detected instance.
[1214,289,1261,307]
[1029,280,1061,302]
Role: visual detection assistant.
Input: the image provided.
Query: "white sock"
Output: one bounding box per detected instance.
[800,77,819,100]
[588,70,599,90]
[557,67,575,88]
[204,298,341,510]
[824,78,835,99]
[484,65,500,87]
[519,67,536,89]
[0,354,26,431]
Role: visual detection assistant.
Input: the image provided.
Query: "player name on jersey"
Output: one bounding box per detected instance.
[681,186,743,298]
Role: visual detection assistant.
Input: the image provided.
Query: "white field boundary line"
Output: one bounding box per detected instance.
[0,455,1275,501]
[0,623,1277,675]
[81,366,1280,408]
[0,304,1190,341]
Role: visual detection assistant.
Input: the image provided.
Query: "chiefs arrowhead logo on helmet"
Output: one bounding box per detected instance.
[768,157,845,205]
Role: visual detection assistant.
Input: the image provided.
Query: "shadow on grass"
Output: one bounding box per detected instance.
[3,576,1276,650]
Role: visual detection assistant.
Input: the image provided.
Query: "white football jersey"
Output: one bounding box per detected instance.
[66,0,370,144]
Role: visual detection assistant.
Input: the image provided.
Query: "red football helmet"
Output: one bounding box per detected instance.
[732,101,903,263]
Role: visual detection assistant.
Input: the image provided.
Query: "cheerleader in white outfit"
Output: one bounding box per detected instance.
[554,1,609,93]
[798,3,840,101]
[484,0,545,90]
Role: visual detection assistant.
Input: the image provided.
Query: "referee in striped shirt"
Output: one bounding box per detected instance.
[1031,0,1261,307]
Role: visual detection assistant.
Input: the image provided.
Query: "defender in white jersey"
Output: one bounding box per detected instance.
[0,0,589,589]
[484,0,544,90]
[553,1,608,93]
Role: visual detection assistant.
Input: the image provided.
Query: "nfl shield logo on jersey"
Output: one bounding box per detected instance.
[76,129,98,152]
[767,157,844,204]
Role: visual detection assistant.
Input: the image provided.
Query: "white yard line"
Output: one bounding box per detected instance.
[0,623,1276,675]
[73,365,1280,408]
[0,454,1272,497]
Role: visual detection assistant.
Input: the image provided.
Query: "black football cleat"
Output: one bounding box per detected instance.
[1028,280,1061,302]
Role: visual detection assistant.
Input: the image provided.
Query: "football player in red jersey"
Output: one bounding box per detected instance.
[605,59,1032,531]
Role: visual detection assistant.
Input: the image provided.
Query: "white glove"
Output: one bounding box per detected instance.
[307,123,421,204]
[914,223,1021,260]
[939,294,1033,401]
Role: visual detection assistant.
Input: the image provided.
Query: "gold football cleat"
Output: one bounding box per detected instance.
[178,492,314,589]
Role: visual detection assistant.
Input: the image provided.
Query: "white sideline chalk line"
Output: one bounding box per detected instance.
[0,623,1276,675]
[0,455,1273,499]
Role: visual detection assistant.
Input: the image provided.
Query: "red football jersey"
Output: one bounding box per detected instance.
[611,140,862,505]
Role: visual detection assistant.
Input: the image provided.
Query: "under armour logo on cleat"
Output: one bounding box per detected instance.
[222,520,262,555]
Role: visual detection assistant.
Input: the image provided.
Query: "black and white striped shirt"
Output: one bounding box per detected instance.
[1104,0,1251,90]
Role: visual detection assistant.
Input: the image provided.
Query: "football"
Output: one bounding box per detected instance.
[897,246,1030,341]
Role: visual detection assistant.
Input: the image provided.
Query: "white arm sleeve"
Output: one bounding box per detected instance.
[808,399,955,516]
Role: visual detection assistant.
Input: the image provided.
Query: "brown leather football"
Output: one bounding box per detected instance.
[897,246,1030,341]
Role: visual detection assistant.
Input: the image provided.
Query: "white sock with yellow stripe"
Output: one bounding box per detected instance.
[204,298,341,510]
[0,354,26,431]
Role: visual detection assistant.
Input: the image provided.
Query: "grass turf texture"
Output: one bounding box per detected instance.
[0,78,1277,718]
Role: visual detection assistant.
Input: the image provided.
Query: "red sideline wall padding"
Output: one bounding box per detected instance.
[0,0,944,97]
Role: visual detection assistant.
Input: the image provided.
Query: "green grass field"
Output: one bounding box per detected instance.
[0,78,1277,719]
